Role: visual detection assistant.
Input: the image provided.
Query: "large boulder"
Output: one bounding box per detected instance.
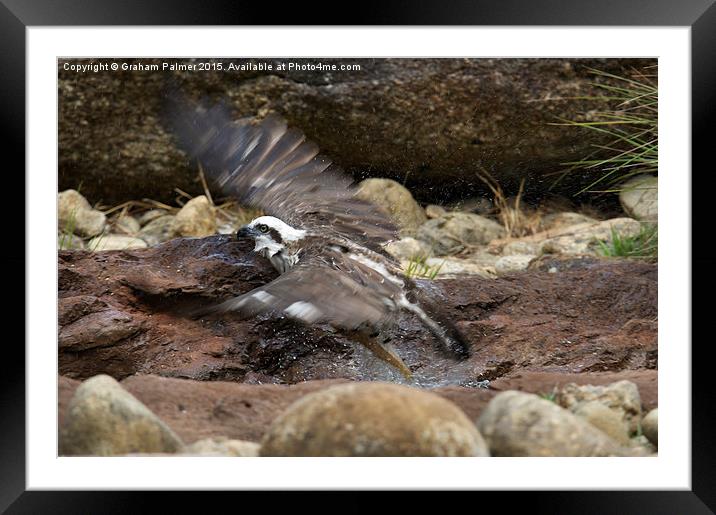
[59,58,655,205]
[260,382,489,456]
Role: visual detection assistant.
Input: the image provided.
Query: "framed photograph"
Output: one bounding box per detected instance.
[4,0,713,511]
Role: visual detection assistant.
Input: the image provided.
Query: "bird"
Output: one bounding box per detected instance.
[164,94,471,379]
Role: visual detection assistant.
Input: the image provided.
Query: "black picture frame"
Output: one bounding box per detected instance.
[3,0,714,512]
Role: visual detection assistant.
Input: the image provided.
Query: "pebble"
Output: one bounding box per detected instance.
[641,408,658,447]
[182,437,261,456]
[88,234,148,251]
[138,214,176,246]
[354,178,427,234]
[557,380,642,434]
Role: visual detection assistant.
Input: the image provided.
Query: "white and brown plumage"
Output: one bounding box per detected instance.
[166,95,470,378]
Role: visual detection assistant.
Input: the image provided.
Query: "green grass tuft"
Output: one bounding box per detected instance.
[597,223,658,260]
[404,254,444,280]
[550,66,657,194]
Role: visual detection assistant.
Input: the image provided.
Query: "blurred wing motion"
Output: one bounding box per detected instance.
[164,94,398,252]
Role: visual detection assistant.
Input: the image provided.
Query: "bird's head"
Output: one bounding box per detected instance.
[237,215,307,257]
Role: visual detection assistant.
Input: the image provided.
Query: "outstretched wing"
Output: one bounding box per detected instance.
[193,248,403,331]
[165,94,398,251]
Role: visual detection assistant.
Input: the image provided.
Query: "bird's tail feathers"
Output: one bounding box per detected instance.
[400,294,471,360]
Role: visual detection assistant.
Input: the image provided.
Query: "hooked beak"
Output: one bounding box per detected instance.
[236,226,258,240]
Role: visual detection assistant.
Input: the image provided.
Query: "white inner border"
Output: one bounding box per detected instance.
[28,27,690,490]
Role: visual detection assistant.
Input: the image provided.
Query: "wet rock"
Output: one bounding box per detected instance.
[171,195,217,238]
[540,211,598,232]
[476,391,633,456]
[138,209,169,226]
[260,382,489,456]
[619,175,657,222]
[182,437,260,456]
[557,380,642,434]
[58,308,142,351]
[60,374,183,456]
[641,408,658,446]
[138,214,176,245]
[88,234,148,251]
[539,218,642,256]
[494,254,536,275]
[417,212,505,256]
[354,178,427,234]
[384,237,432,261]
[58,189,106,237]
[425,204,447,219]
[114,215,141,235]
[573,400,630,445]
[58,231,85,250]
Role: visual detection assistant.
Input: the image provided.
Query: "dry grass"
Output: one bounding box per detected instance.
[473,168,543,238]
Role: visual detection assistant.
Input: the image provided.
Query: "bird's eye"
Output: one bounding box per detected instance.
[258,224,269,233]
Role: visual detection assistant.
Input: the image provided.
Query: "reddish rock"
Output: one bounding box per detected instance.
[58,236,657,387]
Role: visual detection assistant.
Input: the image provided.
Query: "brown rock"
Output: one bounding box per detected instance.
[260,382,489,456]
[354,178,427,234]
[171,196,217,237]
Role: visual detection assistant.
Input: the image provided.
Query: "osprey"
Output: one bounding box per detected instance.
[166,96,470,378]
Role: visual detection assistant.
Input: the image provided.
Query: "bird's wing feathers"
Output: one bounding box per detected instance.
[195,248,402,331]
[165,95,398,249]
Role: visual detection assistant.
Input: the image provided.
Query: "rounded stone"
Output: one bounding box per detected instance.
[384,237,432,261]
[138,214,176,246]
[88,234,148,251]
[641,408,658,447]
[60,374,183,456]
[425,204,447,219]
[114,215,141,235]
[574,400,630,445]
[171,195,217,238]
[619,175,657,222]
[182,437,260,456]
[494,254,536,275]
[416,212,505,256]
[354,178,427,234]
[58,189,107,238]
[557,380,642,434]
[477,391,632,457]
[260,382,489,457]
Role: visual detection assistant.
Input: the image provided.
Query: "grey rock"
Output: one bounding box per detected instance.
[88,234,148,251]
[540,211,598,232]
[494,254,536,275]
[619,175,657,222]
[58,189,107,237]
[501,240,541,256]
[477,391,635,456]
[138,209,169,226]
[384,237,432,261]
[138,215,176,246]
[114,215,141,235]
[417,212,505,255]
[557,380,642,434]
[171,195,217,238]
[354,178,427,234]
[539,218,641,256]
[641,408,658,447]
[260,382,489,457]
[60,374,184,456]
